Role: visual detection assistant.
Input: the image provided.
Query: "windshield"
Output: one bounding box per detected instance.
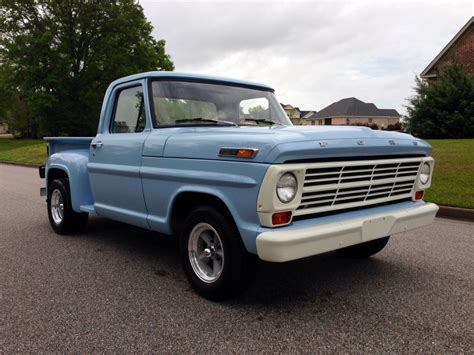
[150,80,292,127]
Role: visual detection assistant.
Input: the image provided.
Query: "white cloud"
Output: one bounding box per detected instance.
[142,0,472,114]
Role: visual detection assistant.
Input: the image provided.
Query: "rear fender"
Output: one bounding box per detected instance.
[47,150,93,212]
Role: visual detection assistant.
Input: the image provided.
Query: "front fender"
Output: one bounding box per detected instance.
[166,186,255,247]
[140,157,270,254]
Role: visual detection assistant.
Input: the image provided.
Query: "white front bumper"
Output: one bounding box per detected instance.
[256,203,439,262]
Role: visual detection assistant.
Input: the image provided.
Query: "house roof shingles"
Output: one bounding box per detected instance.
[314,97,400,119]
[300,110,318,119]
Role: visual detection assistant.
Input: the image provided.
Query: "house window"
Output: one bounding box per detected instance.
[318,119,323,125]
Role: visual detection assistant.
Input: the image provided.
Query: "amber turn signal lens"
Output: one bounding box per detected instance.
[415,191,424,200]
[272,211,292,225]
[237,149,256,158]
[219,148,258,158]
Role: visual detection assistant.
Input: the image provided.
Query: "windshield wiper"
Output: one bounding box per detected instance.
[239,118,285,126]
[175,117,237,126]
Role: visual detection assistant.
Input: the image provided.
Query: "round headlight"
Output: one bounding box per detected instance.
[419,162,431,184]
[276,173,297,203]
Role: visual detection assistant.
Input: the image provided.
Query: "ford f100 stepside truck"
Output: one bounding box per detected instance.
[40,72,438,300]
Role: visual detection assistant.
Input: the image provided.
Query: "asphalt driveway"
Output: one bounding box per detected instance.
[1,164,473,352]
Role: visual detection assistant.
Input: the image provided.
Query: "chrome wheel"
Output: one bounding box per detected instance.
[50,189,64,224]
[188,223,224,283]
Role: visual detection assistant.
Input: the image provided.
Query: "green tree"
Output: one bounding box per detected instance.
[248,105,269,119]
[0,65,35,137]
[405,63,474,138]
[0,0,174,137]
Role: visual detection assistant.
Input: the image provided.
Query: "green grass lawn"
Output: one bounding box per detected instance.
[0,137,47,165]
[0,137,473,208]
[425,139,474,209]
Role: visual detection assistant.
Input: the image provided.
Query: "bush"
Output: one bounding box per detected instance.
[385,122,403,131]
[405,63,474,138]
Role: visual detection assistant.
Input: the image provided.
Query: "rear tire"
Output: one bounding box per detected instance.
[179,206,256,301]
[336,236,390,258]
[47,178,88,235]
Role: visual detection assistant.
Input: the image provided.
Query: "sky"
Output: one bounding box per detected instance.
[141,0,473,115]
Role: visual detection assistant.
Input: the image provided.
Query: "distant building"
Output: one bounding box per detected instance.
[308,97,400,128]
[0,123,8,134]
[281,104,320,125]
[281,103,302,124]
[421,16,474,80]
[300,110,318,125]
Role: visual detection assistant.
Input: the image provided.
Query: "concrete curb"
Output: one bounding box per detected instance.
[436,206,474,221]
[0,161,472,221]
[0,161,41,168]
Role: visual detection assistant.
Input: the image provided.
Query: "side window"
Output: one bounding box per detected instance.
[239,97,270,120]
[111,86,146,133]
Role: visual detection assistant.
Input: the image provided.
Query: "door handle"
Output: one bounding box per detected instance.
[91,141,103,148]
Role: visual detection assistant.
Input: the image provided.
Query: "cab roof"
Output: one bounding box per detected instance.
[110,71,274,91]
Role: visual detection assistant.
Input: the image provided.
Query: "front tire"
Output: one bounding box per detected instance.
[47,178,88,235]
[179,206,256,301]
[336,236,390,258]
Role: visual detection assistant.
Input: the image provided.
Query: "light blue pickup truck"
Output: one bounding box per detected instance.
[40,72,438,300]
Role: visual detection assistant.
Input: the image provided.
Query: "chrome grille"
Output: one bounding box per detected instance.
[295,159,422,216]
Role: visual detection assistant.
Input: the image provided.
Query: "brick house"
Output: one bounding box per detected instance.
[306,97,400,128]
[421,16,474,80]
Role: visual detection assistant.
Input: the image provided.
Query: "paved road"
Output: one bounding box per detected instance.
[1,163,473,352]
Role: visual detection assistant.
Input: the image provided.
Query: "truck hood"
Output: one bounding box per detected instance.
[144,125,431,163]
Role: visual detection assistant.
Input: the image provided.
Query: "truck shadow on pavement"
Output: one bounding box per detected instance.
[80,216,416,307]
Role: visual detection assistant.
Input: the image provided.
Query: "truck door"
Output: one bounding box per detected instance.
[88,81,150,229]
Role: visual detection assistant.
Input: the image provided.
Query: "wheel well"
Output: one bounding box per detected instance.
[47,168,68,186]
[171,192,235,235]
